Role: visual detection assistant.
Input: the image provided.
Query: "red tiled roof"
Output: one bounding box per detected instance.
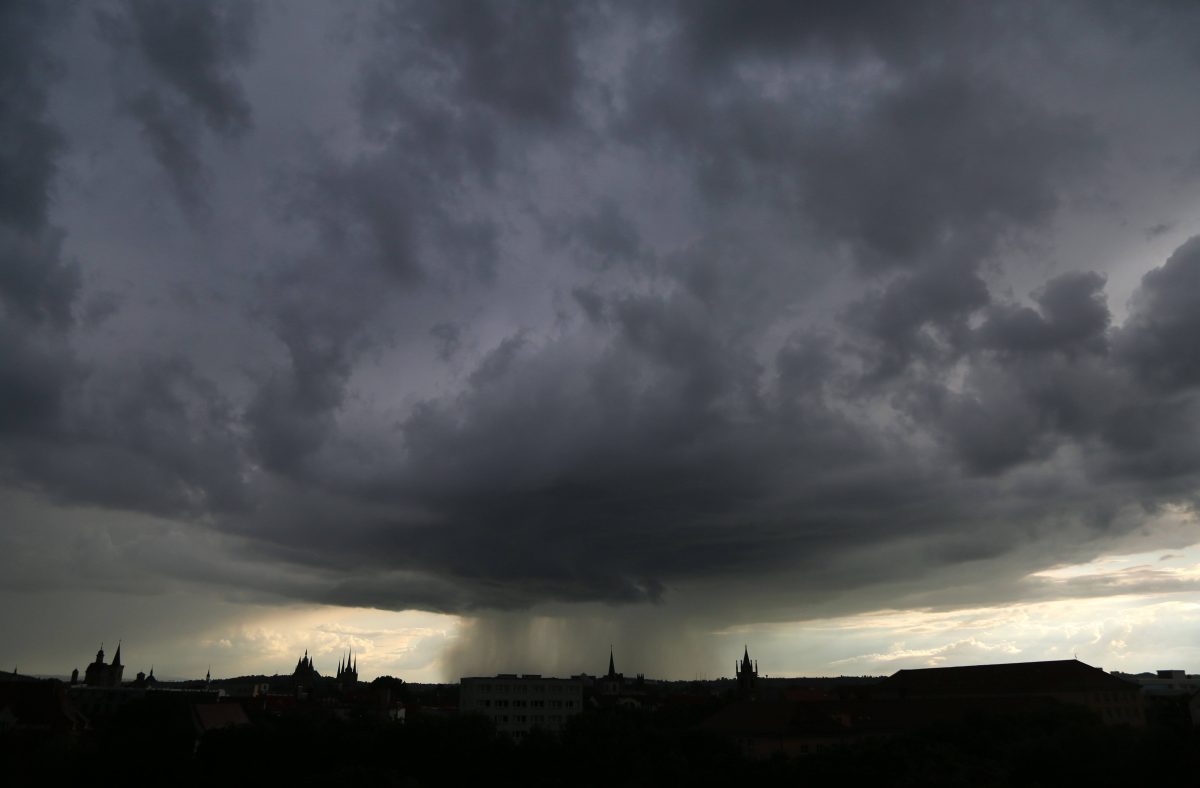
[193,702,250,732]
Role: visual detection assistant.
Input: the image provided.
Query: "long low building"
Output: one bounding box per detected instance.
[873,659,1146,727]
[460,674,583,737]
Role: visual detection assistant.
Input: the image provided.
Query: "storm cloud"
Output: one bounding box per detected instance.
[3,1,1200,677]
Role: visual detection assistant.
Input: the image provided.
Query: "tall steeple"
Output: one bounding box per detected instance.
[736,645,758,697]
[608,647,616,678]
[113,641,122,667]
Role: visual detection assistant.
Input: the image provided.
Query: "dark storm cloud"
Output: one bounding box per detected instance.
[11,355,246,517]
[0,6,65,232]
[236,0,590,469]
[429,322,462,361]
[244,250,378,475]
[625,11,1098,273]
[96,0,256,213]
[0,318,77,437]
[121,0,255,135]
[336,0,588,280]
[978,272,1110,357]
[545,200,646,271]
[681,0,955,68]
[1116,237,1200,390]
[123,90,209,211]
[0,4,80,328]
[0,5,246,514]
[6,0,1200,632]
[846,260,991,379]
[907,287,1112,475]
[0,226,80,329]
[901,243,1200,484]
[0,2,81,450]
[412,0,582,126]
[800,76,1099,272]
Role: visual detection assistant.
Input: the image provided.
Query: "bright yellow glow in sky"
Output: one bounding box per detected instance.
[191,606,463,683]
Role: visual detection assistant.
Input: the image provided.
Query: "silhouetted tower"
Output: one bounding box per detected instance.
[599,646,624,695]
[736,646,758,697]
[336,648,358,686]
[83,641,125,687]
[132,665,158,688]
[292,649,320,688]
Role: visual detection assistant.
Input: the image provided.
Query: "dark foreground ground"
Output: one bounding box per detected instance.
[4,700,1200,787]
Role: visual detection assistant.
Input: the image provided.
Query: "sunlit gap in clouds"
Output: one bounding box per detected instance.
[192,607,461,683]
[194,531,1200,684]
[731,541,1200,678]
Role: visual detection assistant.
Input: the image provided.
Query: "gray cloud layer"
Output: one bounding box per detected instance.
[4,1,1200,641]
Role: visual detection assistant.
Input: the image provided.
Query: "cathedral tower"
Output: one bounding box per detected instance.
[736,646,758,697]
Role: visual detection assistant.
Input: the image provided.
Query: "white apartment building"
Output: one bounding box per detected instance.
[460,674,583,737]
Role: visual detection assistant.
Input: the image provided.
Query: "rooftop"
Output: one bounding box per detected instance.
[878,659,1140,696]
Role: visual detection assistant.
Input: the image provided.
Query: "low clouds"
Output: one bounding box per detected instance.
[4,1,1200,674]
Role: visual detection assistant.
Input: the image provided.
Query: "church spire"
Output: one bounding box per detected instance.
[736,646,758,696]
[113,640,122,667]
[608,647,616,678]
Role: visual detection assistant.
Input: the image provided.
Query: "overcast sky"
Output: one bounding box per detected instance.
[4,1,1200,682]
